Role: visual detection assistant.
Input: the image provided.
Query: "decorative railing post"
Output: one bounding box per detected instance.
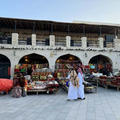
[12,33,18,46]
[66,36,71,48]
[81,37,87,48]
[50,35,55,47]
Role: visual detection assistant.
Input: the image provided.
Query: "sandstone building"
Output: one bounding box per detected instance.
[0,17,120,78]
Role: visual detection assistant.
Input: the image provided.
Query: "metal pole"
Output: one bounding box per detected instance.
[99,27,102,37]
[14,21,16,33]
[33,22,36,34]
[51,23,53,34]
[83,25,85,36]
[114,28,118,38]
[67,24,70,35]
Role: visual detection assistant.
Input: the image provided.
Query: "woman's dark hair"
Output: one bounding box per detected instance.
[70,68,78,74]
[13,77,19,87]
[75,68,78,74]
[81,67,84,72]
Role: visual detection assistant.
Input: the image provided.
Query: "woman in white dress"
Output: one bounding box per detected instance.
[67,70,79,100]
[77,67,85,100]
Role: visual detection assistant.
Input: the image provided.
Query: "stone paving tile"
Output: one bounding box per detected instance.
[1,87,120,120]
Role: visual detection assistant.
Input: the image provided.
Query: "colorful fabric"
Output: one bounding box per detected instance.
[70,70,79,87]
[0,79,13,93]
[11,86,22,98]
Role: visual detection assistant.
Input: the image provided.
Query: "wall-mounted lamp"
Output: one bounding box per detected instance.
[85,53,87,57]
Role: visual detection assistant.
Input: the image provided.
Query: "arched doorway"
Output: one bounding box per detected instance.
[0,54,11,78]
[19,53,48,65]
[55,54,82,78]
[17,53,49,76]
[19,53,49,67]
[89,55,112,75]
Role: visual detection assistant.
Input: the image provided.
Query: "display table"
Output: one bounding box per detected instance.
[98,76,120,91]
[27,89,47,95]
[84,77,98,93]
[27,80,59,94]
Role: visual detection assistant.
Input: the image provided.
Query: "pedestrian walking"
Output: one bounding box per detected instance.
[77,67,85,100]
[67,69,79,100]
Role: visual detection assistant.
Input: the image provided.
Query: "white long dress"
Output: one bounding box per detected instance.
[67,75,78,100]
[77,72,85,99]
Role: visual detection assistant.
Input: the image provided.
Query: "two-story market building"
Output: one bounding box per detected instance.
[0,17,120,79]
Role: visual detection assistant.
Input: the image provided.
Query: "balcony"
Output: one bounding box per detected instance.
[87,38,99,48]
[36,36,49,46]
[0,33,118,51]
[104,41,114,48]
[18,40,27,45]
[55,37,66,47]
[0,36,12,45]
[70,38,82,47]
[18,34,32,45]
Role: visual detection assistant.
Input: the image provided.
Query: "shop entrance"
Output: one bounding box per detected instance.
[0,54,11,78]
[89,55,112,75]
[16,53,49,75]
[19,53,49,65]
[15,54,58,94]
[55,54,82,78]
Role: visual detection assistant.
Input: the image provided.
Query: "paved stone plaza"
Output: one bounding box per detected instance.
[0,87,120,120]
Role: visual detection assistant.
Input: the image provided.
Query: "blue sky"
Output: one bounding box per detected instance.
[0,0,120,23]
